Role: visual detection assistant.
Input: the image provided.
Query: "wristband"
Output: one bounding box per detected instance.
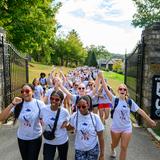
[11,102,16,106]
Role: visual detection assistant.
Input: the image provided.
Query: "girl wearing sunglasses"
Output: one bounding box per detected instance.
[98,71,156,160]
[40,90,70,160]
[0,83,46,160]
[68,95,105,160]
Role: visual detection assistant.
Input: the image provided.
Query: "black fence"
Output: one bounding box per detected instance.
[1,37,28,108]
[124,37,145,124]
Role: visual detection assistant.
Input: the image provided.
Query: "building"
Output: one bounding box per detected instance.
[98,58,123,71]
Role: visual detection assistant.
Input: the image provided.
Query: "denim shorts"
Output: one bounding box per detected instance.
[75,143,99,160]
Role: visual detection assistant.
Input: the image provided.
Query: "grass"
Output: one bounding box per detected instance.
[29,63,124,91]
[153,128,160,137]
[29,63,124,94]
[103,71,124,94]
[29,62,73,83]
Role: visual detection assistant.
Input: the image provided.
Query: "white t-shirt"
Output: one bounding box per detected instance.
[45,88,55,104]
[111,96,139,131]
[98,89,111,104]
[41,105,70,145]
[34,85,44,100]
[17,99,45,140]
[39,77,47,86]
[70,112,104,151]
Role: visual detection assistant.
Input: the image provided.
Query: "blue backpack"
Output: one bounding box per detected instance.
[110,98,132,118]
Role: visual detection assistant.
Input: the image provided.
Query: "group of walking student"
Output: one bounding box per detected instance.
[0,66,156,160]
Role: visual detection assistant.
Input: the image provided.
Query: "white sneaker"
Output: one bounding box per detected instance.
[110,149,116,158]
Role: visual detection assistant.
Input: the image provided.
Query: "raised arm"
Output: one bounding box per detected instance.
[49,66,56,80]
[98,71,112,101]
[56,77,73,99]
[0,97,22,121]
[137,108,156,127]
[92,74,100,95]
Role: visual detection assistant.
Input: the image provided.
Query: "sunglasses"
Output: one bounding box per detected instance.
[21,89,31,94]
[50,97,61,102]
[119,88,127,91]
[78,87,85,90]
[77,105,87,109]
[88,84,93,86]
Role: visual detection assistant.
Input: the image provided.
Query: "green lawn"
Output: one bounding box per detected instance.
[29,63,124,93]
[103,71,124,94]
[29,62,73,83]
[29,63,124,92]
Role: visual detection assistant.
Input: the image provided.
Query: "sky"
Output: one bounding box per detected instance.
[55,0,143,54]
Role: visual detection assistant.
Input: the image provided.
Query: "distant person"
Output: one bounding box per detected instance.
[32,78,44,100]
[39,72,47,93]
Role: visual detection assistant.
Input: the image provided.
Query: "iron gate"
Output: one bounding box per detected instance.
[125,37,145,124]
[1,37,28,108]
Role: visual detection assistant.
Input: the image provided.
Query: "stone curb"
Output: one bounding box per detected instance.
[147,128,160,142]
[133,122,160,142]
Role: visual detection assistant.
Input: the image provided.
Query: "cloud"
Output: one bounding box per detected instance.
[69,8,86,18]
[56,0,142,54]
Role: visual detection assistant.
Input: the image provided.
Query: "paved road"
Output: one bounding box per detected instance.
[0,119,159,160]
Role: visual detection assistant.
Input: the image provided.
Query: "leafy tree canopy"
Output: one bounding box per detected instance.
[86,45,111,60]
[132,0,160,28]
[0,0,61,63]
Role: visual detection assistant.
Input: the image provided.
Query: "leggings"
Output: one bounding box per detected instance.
[18,136,42,160]
[43,140,69,160]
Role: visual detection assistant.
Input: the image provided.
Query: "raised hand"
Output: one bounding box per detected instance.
[148,119,156,128]
[12,97,22,105]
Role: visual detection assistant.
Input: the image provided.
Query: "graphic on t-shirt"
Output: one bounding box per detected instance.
[45,117,55,130]
[23,116,31,127]
[120,106,128,121]
[50,117,55,121]
[23,109,32,127]
[80,122,90,140]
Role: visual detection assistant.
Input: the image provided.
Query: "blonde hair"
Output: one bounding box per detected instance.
[117,83,129,98]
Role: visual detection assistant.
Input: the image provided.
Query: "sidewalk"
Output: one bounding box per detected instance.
[0,119,159,160]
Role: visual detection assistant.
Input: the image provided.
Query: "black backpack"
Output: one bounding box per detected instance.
[110,98,132,119]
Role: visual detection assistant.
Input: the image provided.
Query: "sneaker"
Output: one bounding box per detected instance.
[110,149,116,158]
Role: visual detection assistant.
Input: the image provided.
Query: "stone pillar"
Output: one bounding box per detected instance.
[142,22,160,116]
[0,27,6,112]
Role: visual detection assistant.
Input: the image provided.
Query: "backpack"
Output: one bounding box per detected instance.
[110,98,132,119]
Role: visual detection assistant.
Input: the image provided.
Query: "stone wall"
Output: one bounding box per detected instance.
[142,22,160,115]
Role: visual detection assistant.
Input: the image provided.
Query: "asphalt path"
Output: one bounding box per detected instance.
[0,119,159,160]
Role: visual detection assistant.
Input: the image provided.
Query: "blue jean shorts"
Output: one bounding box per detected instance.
[75,143,99,160]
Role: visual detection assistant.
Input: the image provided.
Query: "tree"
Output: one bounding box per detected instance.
[113,60,123,74]
[52,30,87,66]
[132,0,160,28]
[87,52,98,67]
[86,45,111,60]
[0,0,61,63]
